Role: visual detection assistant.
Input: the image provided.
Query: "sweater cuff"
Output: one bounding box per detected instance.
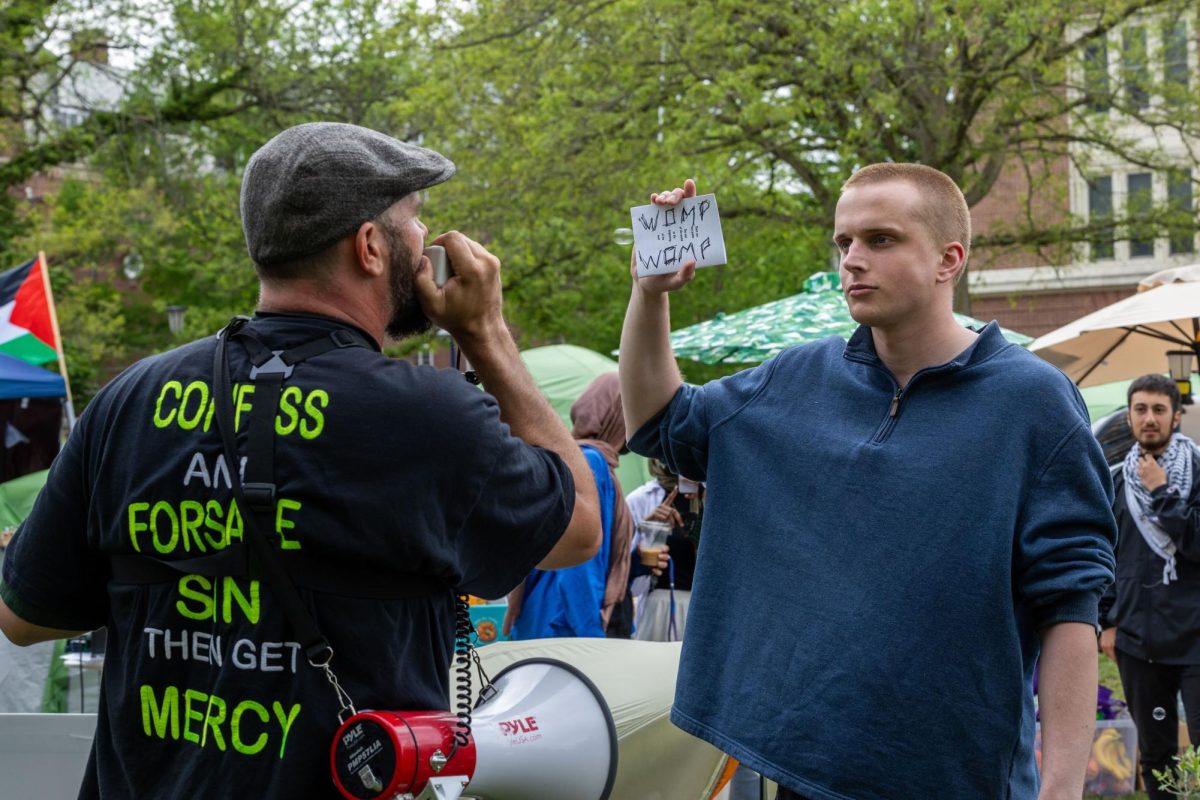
[1033,589,1102,631]
[627,397,674,457]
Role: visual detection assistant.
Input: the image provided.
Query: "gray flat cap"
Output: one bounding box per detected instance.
[240,122,456,265]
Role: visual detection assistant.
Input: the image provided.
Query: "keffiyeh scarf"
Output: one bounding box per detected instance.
[1123,434,1197,585]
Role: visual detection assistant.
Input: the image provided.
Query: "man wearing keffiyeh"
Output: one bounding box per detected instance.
[1100,373,1200,800]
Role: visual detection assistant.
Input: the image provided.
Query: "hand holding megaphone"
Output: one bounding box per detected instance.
[415,232,505,345]
[423,245,451,288]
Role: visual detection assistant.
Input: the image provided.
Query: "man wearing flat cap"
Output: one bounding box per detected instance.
[0,122,601,799]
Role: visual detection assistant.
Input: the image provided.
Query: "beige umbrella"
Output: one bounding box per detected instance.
[1139,263,1200,288]
[1030,264,1200,387]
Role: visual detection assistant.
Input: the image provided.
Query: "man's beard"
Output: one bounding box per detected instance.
[381,226,432,340]
[1136,428,1169,451]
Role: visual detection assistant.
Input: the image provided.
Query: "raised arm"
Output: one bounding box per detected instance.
[619,179,698,435]
[417,231,600,570]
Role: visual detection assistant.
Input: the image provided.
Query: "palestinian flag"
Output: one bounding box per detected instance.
[0,256,59,365]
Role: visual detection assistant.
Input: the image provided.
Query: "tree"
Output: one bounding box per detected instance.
[4,0,436,403]
[13,0,1195,402]
[421,0,1200,313]
[409,0,829,360]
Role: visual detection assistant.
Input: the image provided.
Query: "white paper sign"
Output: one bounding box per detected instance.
[631,193,727,277]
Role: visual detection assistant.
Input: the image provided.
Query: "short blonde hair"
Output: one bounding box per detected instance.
[842,163,971,266]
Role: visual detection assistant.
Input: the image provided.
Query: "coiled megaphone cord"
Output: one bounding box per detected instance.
[450,592,474,753]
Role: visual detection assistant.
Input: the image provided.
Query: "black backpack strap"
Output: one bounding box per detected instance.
[210,318,336,662]
[230,325,368,521]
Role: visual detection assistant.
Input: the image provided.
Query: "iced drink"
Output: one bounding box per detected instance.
[638,521,671,567]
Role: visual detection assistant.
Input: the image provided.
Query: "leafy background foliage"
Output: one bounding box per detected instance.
[1,0,1197,403]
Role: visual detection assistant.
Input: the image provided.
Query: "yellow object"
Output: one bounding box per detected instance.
[1092,728,1134,781]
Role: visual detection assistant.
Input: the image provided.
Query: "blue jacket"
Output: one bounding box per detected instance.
[629,322,1116,800]
[510,445,613,638]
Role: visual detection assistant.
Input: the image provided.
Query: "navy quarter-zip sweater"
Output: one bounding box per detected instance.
[629,321,1116,800]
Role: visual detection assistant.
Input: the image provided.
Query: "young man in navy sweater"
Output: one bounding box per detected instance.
[619,164,1116,800]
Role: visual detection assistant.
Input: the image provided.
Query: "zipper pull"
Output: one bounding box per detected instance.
[889,389,901,417]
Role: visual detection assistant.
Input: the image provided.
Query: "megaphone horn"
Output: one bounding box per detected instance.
[462,658,618,800]
[331,658,618,800]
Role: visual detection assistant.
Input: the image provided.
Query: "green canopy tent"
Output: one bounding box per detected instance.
[1080,380,1135,423]
[667,272,1033,365]
[0,469,48,530]
[520,345,651,495]
[0,470,70,715]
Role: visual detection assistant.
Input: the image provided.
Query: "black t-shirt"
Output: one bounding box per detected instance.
[0,313,573,799]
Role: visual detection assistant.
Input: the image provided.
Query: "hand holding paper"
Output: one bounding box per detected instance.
[630,180,727,285]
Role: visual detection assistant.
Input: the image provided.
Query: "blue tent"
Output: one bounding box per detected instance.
[0,354,64,399]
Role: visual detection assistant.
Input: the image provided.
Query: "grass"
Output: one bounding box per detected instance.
[1100,654,1125,703]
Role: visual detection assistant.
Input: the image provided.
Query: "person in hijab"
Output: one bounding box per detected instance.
[503,372,638,638]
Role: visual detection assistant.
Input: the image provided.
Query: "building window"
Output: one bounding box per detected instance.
[1083,39,1110,113]
[1128,172,1155,257]
[1123,27,1149,111]
[1161,20,1190,92]
[1088,175,1114,261]
[1169,171,1195,255]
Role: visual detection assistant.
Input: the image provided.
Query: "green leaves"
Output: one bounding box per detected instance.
[3,0,1198,402]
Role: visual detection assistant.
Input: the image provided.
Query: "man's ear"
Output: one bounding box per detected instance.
[935,242,966,285]
[353,220,387,278]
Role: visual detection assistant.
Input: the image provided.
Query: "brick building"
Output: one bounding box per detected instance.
[967,15,1198,339]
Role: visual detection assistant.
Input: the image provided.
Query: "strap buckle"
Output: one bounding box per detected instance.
[330,330,358,348]
[248,351,295,380]
[242,482,276,513]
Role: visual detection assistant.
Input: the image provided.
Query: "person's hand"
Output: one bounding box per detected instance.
[1098,627,1117,662]
[501,583,526,638]
[630,179,700,295]
[1137,452,1168,492]
[501,605,518,638]
[415,231,504,343]
[646,488,684,528]
[638,544,671,576]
